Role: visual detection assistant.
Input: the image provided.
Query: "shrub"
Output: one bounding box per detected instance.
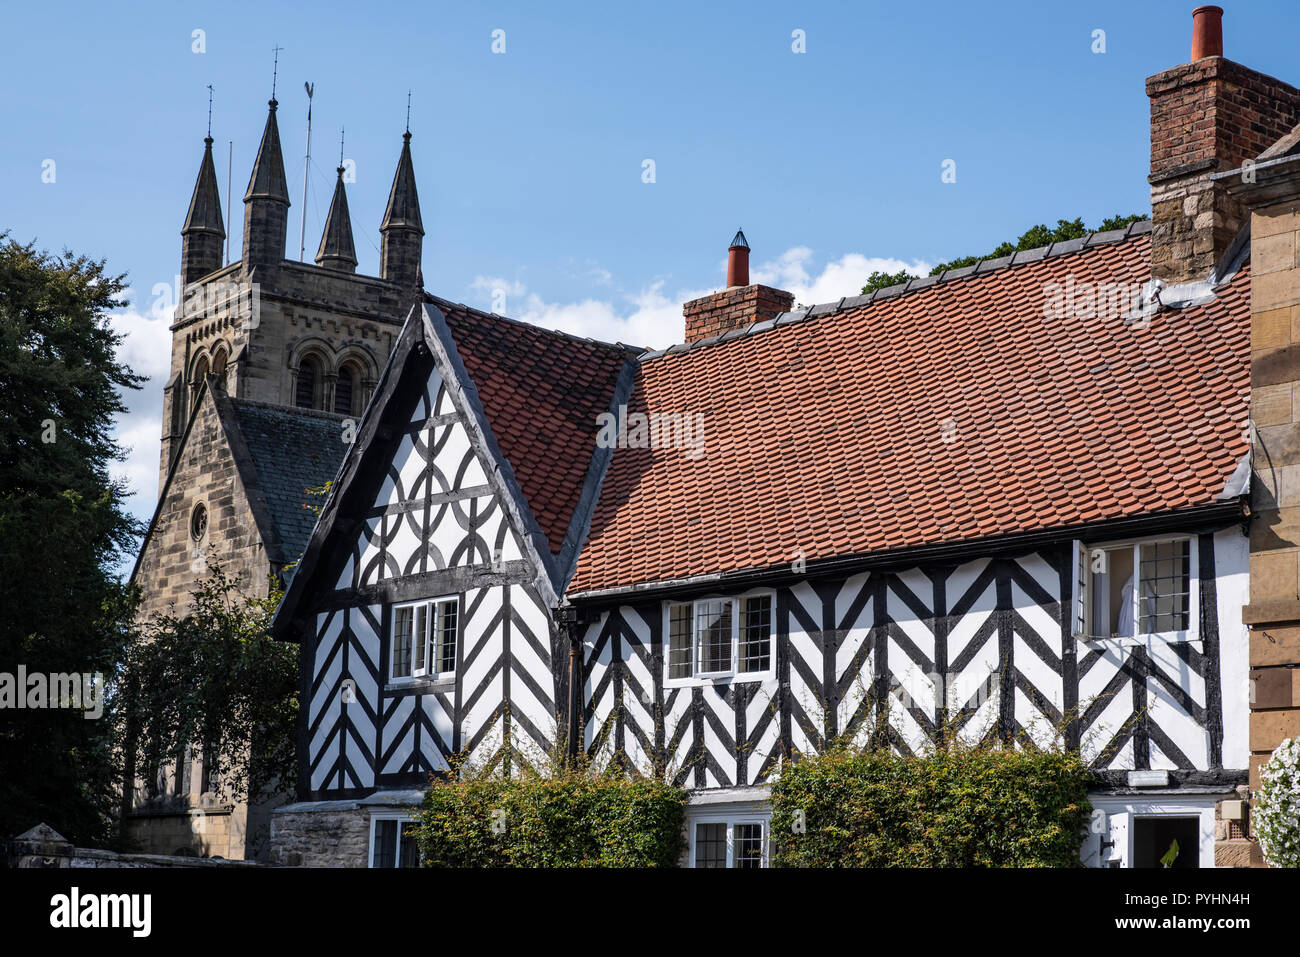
[414,769,687,867]
[769,746,1092,867]
[1255,736,1300,868]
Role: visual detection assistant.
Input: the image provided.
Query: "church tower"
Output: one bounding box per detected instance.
[157,101,428,493]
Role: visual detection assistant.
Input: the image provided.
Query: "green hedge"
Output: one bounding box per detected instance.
[414,771,687,867]
[769,747,1092,867]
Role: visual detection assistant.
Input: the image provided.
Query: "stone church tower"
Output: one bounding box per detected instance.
[127,99,428,860]
[158,98,427,488]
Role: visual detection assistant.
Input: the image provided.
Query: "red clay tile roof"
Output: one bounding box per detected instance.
[436,298,634,556]
[567,232,1250,593]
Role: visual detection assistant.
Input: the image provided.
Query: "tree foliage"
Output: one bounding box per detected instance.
[860,268,920,296]
[0,234,144,845]
[124,567,298,807]
[860,213,1150,294]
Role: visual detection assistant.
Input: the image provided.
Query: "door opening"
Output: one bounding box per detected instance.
[1132,816,1199,868]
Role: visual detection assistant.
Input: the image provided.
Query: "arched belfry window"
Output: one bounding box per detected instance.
[211,347,228,379]
[335,361,359,416]
[190,355,209,402]
[169,384,187,439]
[296,355,321,409]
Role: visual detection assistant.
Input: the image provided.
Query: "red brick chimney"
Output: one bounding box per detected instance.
[1148,6,1300,282]
[683,230,794,343]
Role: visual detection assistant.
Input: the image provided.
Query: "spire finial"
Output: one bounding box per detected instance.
[405,90,411,133]
[271,43,284,100]
[206,84,214,139]
[317,136,357,272]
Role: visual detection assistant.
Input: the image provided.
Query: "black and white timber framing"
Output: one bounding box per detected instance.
[275,304,1252,866]
[579,527,1249,791]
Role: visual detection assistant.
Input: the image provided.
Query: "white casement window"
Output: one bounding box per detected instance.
[690,818,768,868]
[391,596,459,681]
[665,592,774,684]
[369,815,419,868]
[1072,536,1197,642]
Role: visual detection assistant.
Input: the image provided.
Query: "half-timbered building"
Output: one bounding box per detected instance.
[268,8,1300,868]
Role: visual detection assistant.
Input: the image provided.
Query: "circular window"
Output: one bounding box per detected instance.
[190,503,208,542]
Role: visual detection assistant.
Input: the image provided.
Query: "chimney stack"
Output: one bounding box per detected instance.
[1147,7,1300,282]
[682,230,793,344]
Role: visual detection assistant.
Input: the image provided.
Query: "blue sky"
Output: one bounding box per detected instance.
[3,0,1298,553]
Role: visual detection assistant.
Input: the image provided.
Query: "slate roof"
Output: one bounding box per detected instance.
[433,296,637,556]
[567,227,1251,593]
[226,400,348,566]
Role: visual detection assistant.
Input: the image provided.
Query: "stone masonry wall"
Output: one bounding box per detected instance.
[136,389,270,624]
[1147,58,1300,283]
[1243,196,1300,865]
[268,807,371,867]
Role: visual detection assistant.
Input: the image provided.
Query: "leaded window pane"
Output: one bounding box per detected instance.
[696,600,733,674]
[437,600,458,674]
[397,823,419,868]
[738,595,772,673]
[695,823,726,868]
[668,604,693,679]
[1139,540,1191,633]
[373,820,397,868]
[393,606,414,678]
[734,823,764,868]
[413,604,428,674]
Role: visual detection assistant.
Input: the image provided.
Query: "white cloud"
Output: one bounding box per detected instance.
[465,246,933,347]
[107,291,172,544]
[510,280,713,349]
[108,302,173,381]
[469,276,528,300]
[113,412,161,505]
[752,249,933,308]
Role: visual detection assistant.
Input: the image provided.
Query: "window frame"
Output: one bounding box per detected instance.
[389,594,460,684]
[663,590,776,687]
[688,815,769,869]
[1071,534,1198,645]
[367,812,420,868]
